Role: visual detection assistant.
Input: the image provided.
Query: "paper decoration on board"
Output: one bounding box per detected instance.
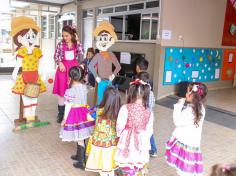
[222,0,236,46]
[163,47,223,85]
[165,71,172,83]
[162,30,172,40]
[120,52,131,64]
[221,49,236,80]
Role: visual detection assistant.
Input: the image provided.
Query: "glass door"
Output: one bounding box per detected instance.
[0,14,15,73]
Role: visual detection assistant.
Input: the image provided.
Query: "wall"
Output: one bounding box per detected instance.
[154,0,235,99]
[61,2,77,14]
[75,0,234,99]
[111,42,157,80]
[78,0,160,82]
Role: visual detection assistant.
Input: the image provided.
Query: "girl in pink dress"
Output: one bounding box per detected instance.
[53,25,84,123]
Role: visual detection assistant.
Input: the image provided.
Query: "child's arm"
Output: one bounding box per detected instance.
[116,105,128,137]
[61,89,75,126]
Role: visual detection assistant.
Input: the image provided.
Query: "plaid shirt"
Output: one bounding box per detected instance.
[149,90,156,110]
[54,41,84,64]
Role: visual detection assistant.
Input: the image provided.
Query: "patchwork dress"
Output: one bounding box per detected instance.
[115,104,153,176]
[59,84,95,141]
[12,47,46,95]
[86,108,118,173]
[165,103,205,176]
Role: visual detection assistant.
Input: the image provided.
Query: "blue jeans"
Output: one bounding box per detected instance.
[150,134,157,154]
[97,80,112,105]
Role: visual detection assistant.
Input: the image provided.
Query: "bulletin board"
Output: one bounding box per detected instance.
[221,49,236,80]
[163,47,223,85]
[222,0,236,46]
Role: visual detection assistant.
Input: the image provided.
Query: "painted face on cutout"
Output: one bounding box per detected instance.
[96,31,115,52]
[17,29,37,49]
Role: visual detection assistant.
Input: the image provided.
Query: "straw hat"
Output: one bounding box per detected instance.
[93,21,117,41]
[10,16,41,36]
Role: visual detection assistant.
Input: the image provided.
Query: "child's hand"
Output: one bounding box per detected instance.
[61,119,66,127]
[87,114,95,121]
[59,62,66,72]
[178,98,186,104]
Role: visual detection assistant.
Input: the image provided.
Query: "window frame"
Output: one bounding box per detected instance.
[96,0,161,42]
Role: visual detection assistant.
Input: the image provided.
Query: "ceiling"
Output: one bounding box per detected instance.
[33,0,74,4]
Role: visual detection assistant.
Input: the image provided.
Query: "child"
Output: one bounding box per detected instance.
[60,66,94,169]
[115,79,154,176]
[82,48,96,87]
[210,162,236,176]
[86,86,121,176]
[53,25,84,123]
[136,57,149,74]
[165,82,208,176]
[136,58,157,157]
[136,71,157,158]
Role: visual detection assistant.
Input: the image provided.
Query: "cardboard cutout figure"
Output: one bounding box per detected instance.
[11,16,47,127]
[88,21,121,104]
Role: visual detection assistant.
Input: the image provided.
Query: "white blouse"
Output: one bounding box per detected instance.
[172,102,205,148]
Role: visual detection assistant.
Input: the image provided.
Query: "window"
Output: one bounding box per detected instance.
[141,14,151,40]
[97,8,102,15]
[129,3,144,11]
[102,7,113,14]
[83,9,93,18]
[140,13,159,40]
[41,16,47,39]
[111,16,123,40]
[146,1,159,8]
[124,14,141,40]
[151,13,158,40]
[49,15,55,39]
[115,5,127,12]
[96,1,160,41]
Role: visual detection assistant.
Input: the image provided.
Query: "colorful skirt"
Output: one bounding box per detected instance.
[53,60,79,97]
[59,106,95,141]
[86,143,118,173]
[116,164,149,176]
[165,137,203,176]
[12,74,46,95]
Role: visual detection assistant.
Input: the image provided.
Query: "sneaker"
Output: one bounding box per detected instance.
[150,152,157,157]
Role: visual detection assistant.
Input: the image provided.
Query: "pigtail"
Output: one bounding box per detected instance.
[188,83,208,127]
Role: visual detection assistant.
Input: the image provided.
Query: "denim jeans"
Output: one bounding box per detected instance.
[150,134,157,154]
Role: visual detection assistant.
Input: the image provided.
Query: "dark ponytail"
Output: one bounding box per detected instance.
[188,83,208,127]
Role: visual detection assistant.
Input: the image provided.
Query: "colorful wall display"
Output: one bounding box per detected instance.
[163,47,223,85]
[221,49,236,80]
[222,0,236,46]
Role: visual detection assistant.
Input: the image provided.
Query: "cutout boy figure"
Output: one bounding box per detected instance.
[88,21,121,104]
[11,16,46,126]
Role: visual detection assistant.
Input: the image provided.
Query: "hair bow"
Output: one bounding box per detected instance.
[191,83,204,96]
[222,164,231,172]
[130,79,148,86]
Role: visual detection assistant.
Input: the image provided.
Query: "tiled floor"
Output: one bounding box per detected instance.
[0,75,236,176]
[207,88,236,113]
